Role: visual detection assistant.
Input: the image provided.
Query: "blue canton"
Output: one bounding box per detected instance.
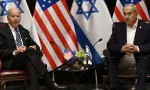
[0,0,23,16]
[38,0,59,11]
[120,0,142,6]
[75,0,99,20]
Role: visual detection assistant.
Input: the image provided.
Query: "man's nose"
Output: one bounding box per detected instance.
[14,16,19,20]
[124,15,129,18]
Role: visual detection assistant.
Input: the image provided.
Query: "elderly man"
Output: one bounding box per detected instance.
[107,4,150,90]
[0,8,60,90]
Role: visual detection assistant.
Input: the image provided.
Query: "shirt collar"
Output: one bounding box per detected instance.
[127,19,138,28]
[8,24,18,32]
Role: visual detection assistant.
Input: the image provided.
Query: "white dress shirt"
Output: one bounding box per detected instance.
[119,19,139,69]
[8,24,24,55]
[8,24,23,48]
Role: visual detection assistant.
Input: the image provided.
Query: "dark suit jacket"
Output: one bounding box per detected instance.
[0,24,42,69]
[107,20,150,60]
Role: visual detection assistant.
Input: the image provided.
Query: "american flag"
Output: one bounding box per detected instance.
[64,51,73,61]
[33,0,78,71]
[113,0,149,22]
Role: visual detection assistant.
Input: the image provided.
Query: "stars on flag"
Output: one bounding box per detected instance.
[75,0,99,20]
[0,0,23,16]
[64,51,73,61]
[121,0,142,6]
[38,0,59,11]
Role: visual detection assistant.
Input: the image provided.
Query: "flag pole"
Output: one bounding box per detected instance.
[52,70,58,86]
[85,43,102,90]
[92,69,102,90]
[52,58,68,89]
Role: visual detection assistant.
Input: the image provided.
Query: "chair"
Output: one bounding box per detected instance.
[102,49,150,90]
[0,61,28,90]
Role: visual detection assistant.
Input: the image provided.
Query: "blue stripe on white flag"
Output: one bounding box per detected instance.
[71,16,103,64]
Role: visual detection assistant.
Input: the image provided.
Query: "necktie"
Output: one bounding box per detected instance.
[15,28,22,47]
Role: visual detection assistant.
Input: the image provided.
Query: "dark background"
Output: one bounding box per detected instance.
[26,0,150,17]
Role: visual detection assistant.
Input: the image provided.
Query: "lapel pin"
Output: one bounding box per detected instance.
[139,26,142,29]
[25,38,28,40]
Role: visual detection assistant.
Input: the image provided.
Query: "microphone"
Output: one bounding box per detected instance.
[50,41,64,54]
[91,38,102,90]
[49,41,65,86]
[85,38,102,66]
[86,38,102,58]
[93,38,102,47]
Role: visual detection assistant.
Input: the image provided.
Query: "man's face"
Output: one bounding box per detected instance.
[7,9,21,28]
[123,6,138,26]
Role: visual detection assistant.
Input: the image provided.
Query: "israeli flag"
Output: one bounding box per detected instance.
[71,0,113,64]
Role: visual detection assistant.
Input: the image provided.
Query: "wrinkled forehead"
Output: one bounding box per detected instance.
[8,8,21,16]
[123,6,134,13]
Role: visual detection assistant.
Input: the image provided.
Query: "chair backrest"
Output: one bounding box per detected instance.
[103,49,111,68]
[0,22,7,27]
[0,60,2,72]
[0,23,9,72]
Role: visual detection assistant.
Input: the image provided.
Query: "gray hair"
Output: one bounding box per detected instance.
[124,4,137,12]
[7,8,21,16]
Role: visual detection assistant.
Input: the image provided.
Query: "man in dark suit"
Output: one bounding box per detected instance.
[107,4,150,90]
[0,8,60,90]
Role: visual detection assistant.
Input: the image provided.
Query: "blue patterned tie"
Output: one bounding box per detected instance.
[15,28,22,47]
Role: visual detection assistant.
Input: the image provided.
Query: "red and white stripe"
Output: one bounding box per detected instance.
[113,0,149,22]
[33,0,78,71]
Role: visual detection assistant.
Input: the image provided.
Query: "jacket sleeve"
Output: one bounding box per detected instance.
[27,33,43,56]
[107,23,124,53]
[137,23,150,53]
[22,27,43,57]
[0,33,14,59]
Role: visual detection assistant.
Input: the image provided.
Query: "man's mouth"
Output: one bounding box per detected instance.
[13,22,18,24]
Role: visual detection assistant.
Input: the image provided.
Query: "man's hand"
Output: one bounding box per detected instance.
[15,46,26,55]
[29,45,36,50]
[121,43,138,53]
[121,43,131,53]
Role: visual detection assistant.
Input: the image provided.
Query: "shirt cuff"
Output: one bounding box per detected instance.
[13,50,16,55]
[136,46,140,52]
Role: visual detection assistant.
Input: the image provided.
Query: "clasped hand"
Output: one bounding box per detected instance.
[15,45,36,55]
[121,43,138,54]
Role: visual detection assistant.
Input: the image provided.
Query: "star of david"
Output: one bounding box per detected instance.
[75,0,99,20]
[0,0,23,16]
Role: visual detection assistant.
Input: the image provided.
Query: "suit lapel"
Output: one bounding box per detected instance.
[134,20,142,44]
[6,24,27,47]
[6,24,16,45]
[122,23,127,44]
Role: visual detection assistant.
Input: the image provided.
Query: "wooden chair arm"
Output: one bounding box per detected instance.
[0,60,2,72]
